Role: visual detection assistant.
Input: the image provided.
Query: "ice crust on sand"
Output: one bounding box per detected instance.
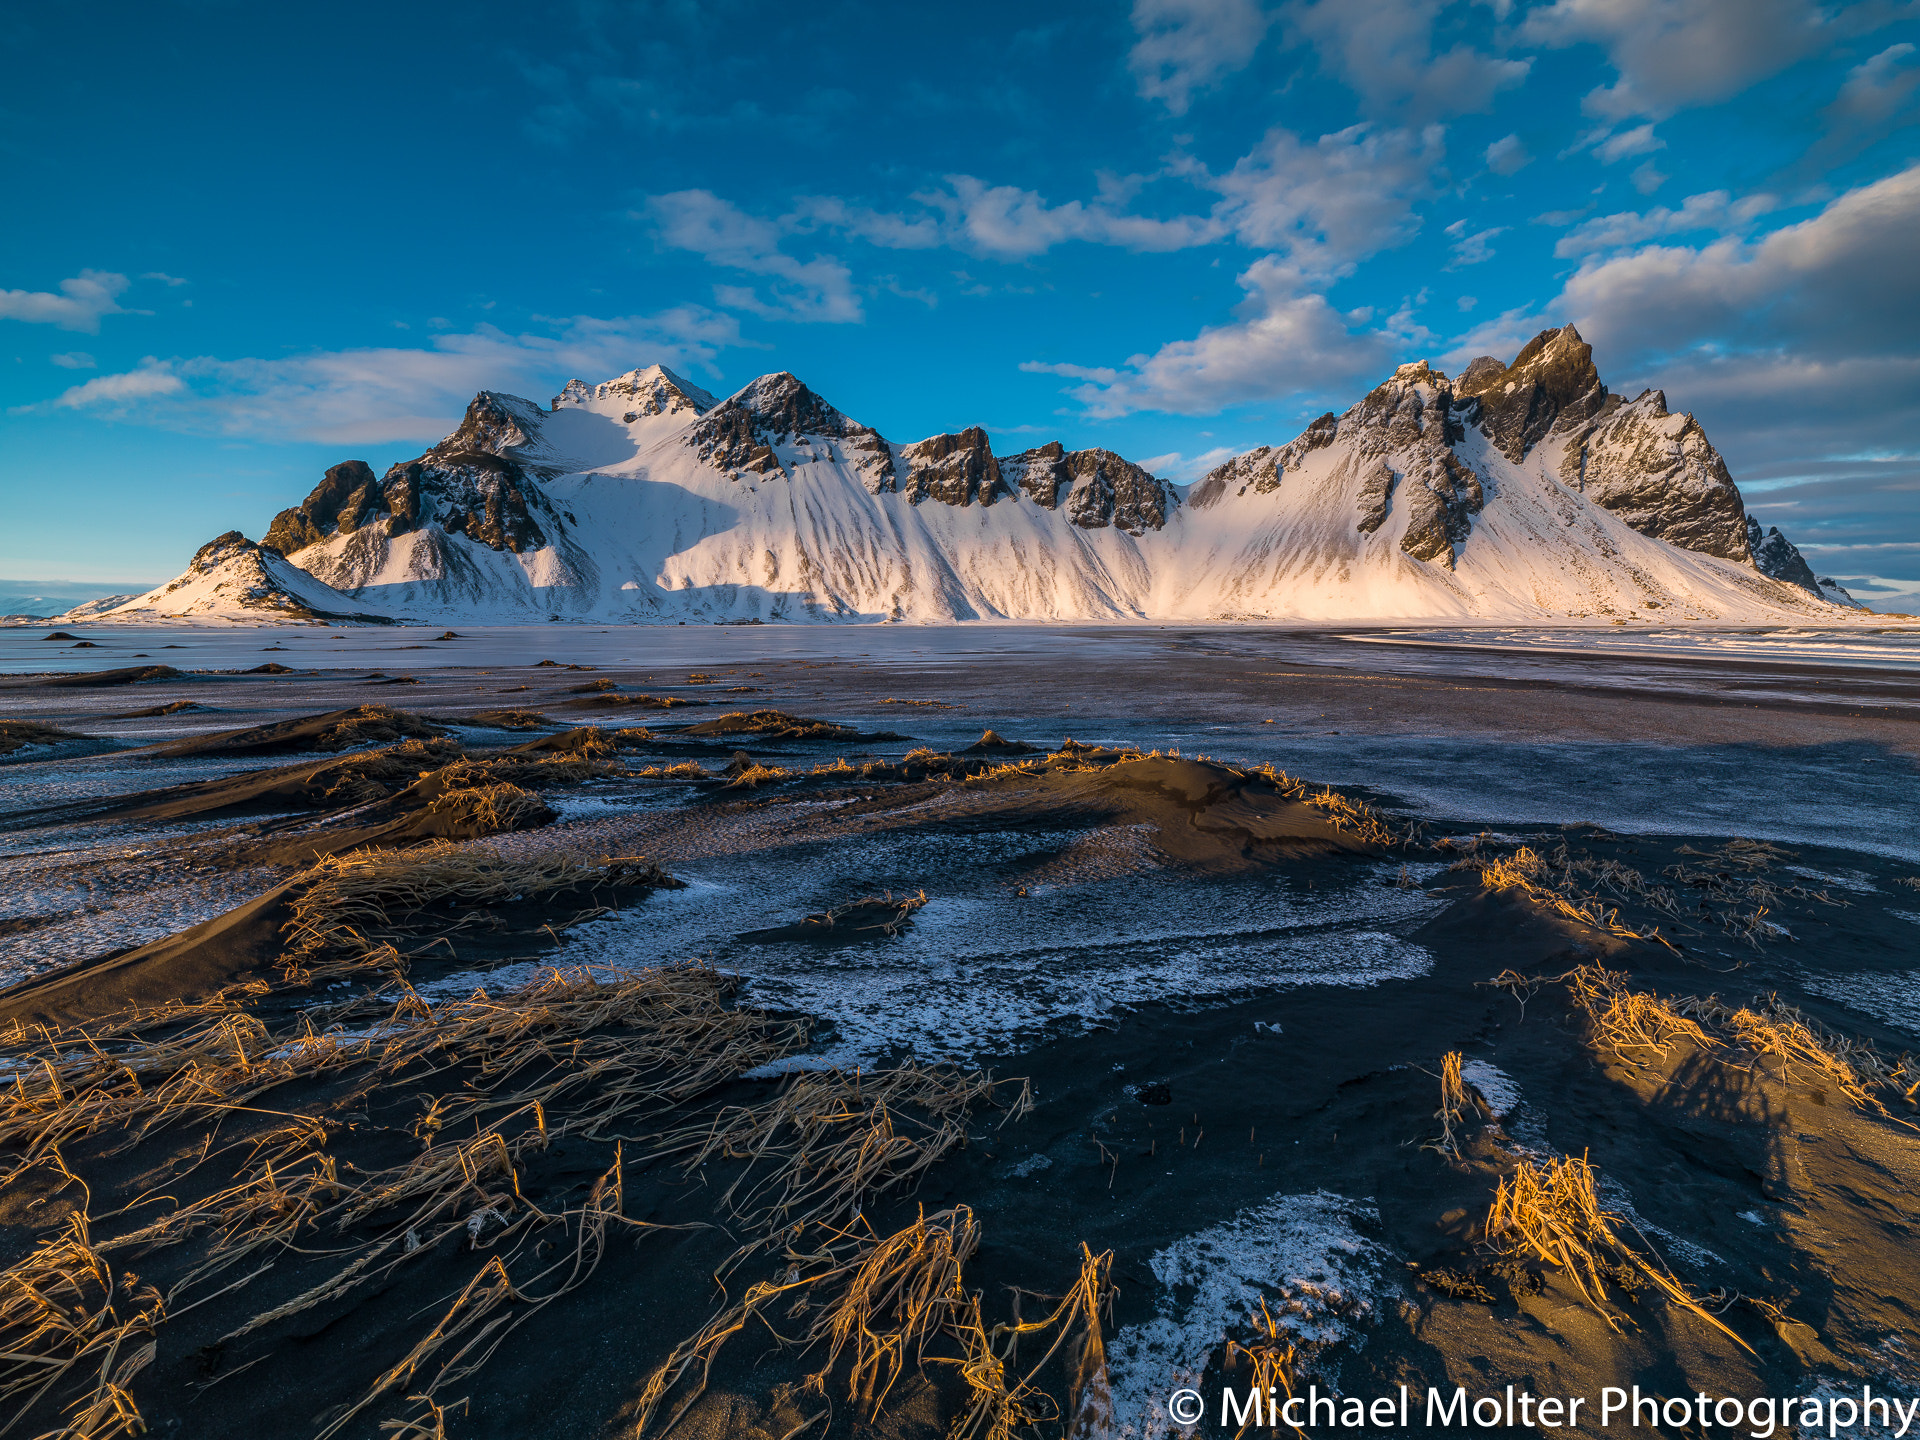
[1105,1192,1392,1437]
[551,856,1441,1065]
[1804,969,1920,1039]
[1459,1057,1521,1117]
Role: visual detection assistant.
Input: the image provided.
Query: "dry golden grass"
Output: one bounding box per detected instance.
[946,1242,1114,1440]
[629,1208,985,1437]
[1484,968,1545,1018]
[279,843,674,986]
[378,1396,465,1439]
[1478,847,1676,948]
[1487,1152,1751,1353]
[0,1205,164,1440]
[1668,991,1910,1114]
[1245,764,1409,847]
[435,754,625,789]
[656,1066,1027,1250]
[724,762,793,788]
[1223,1298,1303,1439]
[426,781,554,833]
[1565,966,1716,1068]
[0,1010,356,1184]
[1424,1052,1471,1159]
[634,761,709,781]
[316,1150,641,1440]
[317,737,463,806]
[0,957,809,1436]
[804,1205,980,1417]
[1554,971,1916,1118]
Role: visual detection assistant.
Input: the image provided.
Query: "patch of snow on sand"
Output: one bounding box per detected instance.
[1460,1058,1520,1118]
[1785,865,1879,894]
[1803,970,1920,1040]
[1106,1193,1391,1438]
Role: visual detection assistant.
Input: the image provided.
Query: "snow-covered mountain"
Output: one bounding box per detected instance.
[96,326,1860,625]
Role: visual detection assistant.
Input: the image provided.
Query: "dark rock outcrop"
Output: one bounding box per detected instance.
[1060,449,1176,534]
[263,461,379,555]
[999,442,1070,508]
[1354,457,1395,535]
[1399,451,1485,566]
[265,395,556,558]
[1342,363,1483,563]
[1746,518,1855,604]
[900,427,1004,507]
[1560,389,1750,561]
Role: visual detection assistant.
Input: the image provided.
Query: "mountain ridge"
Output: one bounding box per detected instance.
[86,328,1863,625]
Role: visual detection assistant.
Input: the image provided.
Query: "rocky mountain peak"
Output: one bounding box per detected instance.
[1745,517,1857,604]
[554,364,717,418]
[190,530,258,570]
[1458,323,1610,463]
[432,391,547,461]
[1349,363,1460,452]
[684,372,896,493]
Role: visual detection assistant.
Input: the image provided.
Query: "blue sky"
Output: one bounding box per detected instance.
[4,0,1917,607]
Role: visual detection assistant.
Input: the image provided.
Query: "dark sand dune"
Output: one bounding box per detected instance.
[142,703,448,757]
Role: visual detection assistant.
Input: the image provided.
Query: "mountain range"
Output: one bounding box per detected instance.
[87,325,1858,626]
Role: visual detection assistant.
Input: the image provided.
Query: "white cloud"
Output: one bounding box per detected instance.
[1128,0,1272,114]
[0,271,131,333]
[1553,188,1779,256]
[50,359,185,408]
[50,352,96,369]
[1484,133,1531,174]
[789,123,1443,274]
[1831,41,1920,127]
[1592,121,1664,163]
[1206,123,1445,274]
[1022,255,1395,417]
[29,309,748,445]
[791,196,944,250]
[1285,0,1531,121]
[1523,0,1834,120]
[1559,162,1920,362]
[1630,159,1668,193]
[1445,219,1507,266]
[644,190,863,323]
[140,272,189,287]
[916,176,1226,259]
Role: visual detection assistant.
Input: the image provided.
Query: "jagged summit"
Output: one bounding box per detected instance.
[685,372,897,492]
[554,364,715,418]
[119,343,1860,627]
